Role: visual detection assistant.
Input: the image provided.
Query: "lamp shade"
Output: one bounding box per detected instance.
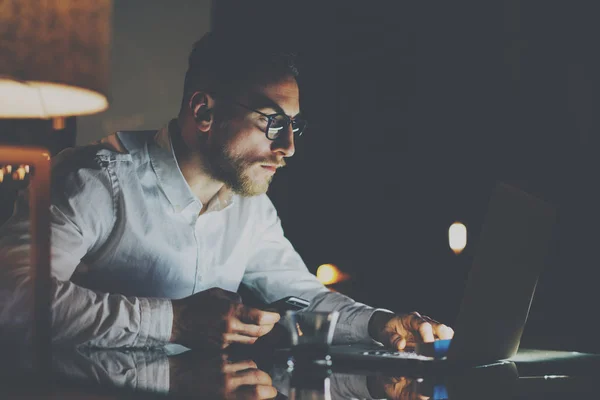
[0,0,111,118]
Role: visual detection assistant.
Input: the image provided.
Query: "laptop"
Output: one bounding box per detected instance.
[328,182,557,372]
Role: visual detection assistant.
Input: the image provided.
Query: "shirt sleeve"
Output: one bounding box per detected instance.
[0,148,172,348]
[241,195,383,345]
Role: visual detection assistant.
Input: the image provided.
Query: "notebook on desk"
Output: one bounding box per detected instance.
[329,183,556,371]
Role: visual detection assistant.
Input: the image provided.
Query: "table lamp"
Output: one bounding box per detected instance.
[0,0,112,381]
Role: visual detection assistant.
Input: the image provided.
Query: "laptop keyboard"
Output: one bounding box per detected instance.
[361,350,429,359]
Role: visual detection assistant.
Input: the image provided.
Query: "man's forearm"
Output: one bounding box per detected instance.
[53,279,173,347]
[305,290,388,344]
[0,272,173,348]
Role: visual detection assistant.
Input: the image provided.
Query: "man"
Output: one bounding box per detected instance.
[0,32,453,350]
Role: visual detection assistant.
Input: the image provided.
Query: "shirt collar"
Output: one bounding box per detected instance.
[148,119,235,215]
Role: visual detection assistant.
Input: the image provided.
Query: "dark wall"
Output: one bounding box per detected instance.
[77,0,212,145]
[216,1,600,352]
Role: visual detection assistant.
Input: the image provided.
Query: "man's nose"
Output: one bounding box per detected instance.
[272,124,295,158]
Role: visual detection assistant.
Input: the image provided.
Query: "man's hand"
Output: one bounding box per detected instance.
[368,311,454,350]
[170,287,280,349]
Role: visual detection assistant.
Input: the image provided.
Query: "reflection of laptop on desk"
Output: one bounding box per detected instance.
[330,183,556,372]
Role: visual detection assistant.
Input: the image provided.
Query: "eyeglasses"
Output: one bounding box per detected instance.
[232,101,307,140]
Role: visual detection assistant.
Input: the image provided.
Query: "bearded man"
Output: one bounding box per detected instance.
[0,32,453,351]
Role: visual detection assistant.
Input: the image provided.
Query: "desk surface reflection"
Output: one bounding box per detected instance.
[1,345,600,399]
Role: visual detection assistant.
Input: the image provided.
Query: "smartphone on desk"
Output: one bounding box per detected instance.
[264,296,310,314]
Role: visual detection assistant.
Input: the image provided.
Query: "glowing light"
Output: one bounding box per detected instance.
[449,222,467,255]
[316,263,350,285]
[5,165,12,173]
[317,264,339,285]
[296,322,303,336]
[544,375,570,380]
[16,167,26,180]
[52,117,66,131]
[24,165,30,173]
[0,169,3,183]
[0,80,108,118]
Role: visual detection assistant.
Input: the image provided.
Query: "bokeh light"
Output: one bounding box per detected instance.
[449,222,467,255]
[316,263,349,285]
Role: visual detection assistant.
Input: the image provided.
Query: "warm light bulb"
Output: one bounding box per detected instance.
[296,322,304,337]
[449,222,467,255]
[317,264,341,285]
[16,167,26,180]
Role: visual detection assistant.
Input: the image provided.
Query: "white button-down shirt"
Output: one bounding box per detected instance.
[0,122,381,348]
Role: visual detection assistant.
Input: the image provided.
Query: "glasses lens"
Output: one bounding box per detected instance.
[267,114,288,140]
[291,118,307,136]
[266,115,307,140]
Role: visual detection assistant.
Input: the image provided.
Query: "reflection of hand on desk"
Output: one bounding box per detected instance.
[335,361,518,400]
[168,351,277,399]
[50,346,278,399]
[326,372,430,400]
[365,374,427,400]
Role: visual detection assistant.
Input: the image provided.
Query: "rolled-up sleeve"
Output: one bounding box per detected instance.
[242,196,381,345]
[0,149,172,348]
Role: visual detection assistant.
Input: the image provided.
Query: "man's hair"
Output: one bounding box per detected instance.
[181,31,299,108]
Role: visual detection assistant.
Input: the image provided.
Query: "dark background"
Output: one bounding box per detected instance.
[2,0,599,352]
[215,0,600,352]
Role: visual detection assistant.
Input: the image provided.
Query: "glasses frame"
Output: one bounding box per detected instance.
[231,101,307,140]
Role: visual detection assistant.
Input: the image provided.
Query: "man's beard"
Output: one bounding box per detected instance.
[202,140,277,197]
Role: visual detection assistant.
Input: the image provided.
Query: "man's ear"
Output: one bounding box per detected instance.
[189,91,214,132]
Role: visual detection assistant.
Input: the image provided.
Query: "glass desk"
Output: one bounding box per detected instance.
[1,344,599,399]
